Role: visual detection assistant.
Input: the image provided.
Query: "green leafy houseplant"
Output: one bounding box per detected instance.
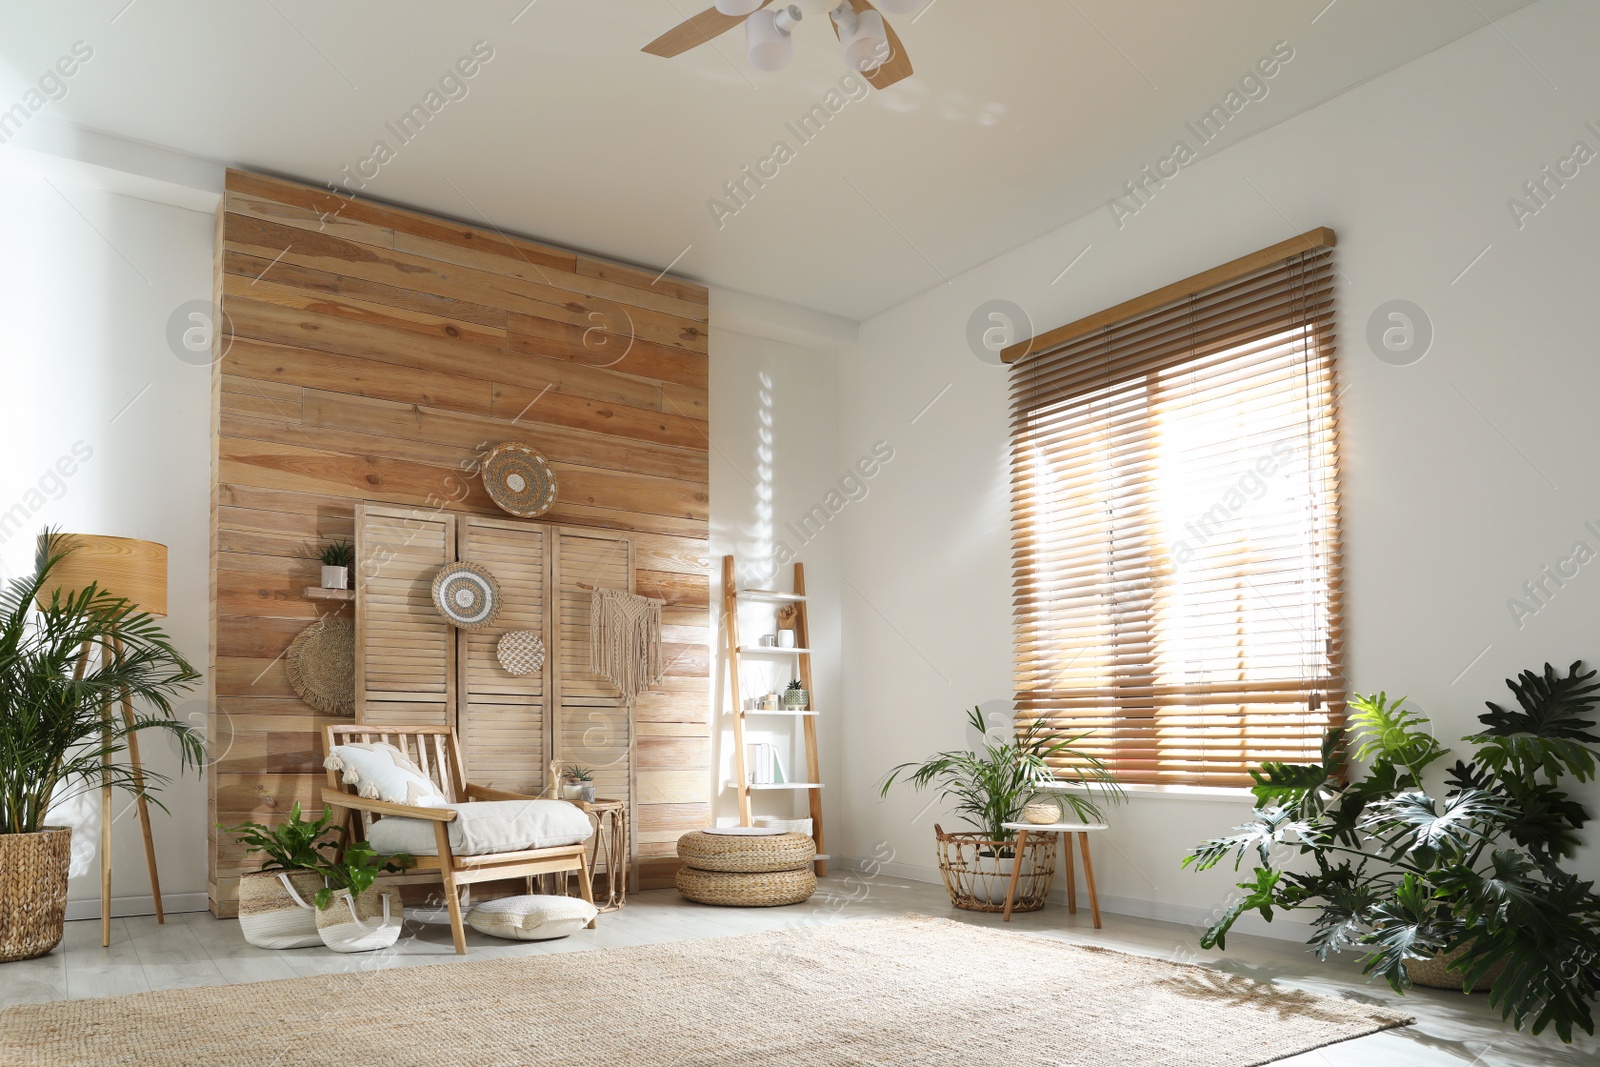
[563,765,595,783]
[1184,662,1600,1042]
[0,532,203,835]
[880,705,1124,845]
[312,842,410,910]
[218,802,339,873]
[319,540,354,569]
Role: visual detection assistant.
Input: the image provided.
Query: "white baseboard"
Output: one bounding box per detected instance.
[65,893,212,921]
[833,855,1314,944]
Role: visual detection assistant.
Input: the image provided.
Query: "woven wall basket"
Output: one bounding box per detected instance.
[286,617,355,716]
[0,826,71,962]
[935,824,1057,913]
[482,441,558,518]
[431,561,503,630]
[496,630,546,676]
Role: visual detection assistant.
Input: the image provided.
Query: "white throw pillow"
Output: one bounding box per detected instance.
[467,894,598,941]
[366,798,593,857]
[324,742,448,807]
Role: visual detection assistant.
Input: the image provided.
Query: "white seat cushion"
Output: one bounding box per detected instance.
[324,742,449,808]
[467,894,598,941]
[366,799,593,857]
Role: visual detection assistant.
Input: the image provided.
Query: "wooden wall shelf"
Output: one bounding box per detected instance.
[303,587,355,602]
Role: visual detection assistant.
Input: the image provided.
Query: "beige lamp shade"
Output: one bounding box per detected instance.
[36,533,168,617]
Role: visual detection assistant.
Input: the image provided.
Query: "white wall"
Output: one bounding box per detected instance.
[0,159,216,916]
[836,0,1600,937]
[708,317,848,846]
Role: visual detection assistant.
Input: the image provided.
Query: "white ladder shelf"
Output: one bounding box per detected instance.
[723,555,826,876]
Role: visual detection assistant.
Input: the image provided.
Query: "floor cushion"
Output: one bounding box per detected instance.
[467,894,598,941]
[366,798,593,857]
[676,830,815,873]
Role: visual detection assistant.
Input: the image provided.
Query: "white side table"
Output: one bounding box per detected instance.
[1000,821,1108,928]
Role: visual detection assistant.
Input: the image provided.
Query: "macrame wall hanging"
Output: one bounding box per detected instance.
[588,585,666,706]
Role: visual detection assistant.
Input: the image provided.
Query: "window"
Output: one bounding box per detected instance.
[1006,235,1342,787]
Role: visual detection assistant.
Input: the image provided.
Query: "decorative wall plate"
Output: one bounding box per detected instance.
[496,630,546,677]
[286,617,355,716]
[431,561,503,630]
[482,441,558,518]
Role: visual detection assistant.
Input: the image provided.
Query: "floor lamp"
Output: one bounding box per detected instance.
[38,533,170,948]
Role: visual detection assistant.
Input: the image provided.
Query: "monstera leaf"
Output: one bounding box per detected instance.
[1347,691,1447,782]
[1183,807,1310,873]
[1361,873,1454,993]
[1250,728,1346,816]
[1360,789,1508,869]
[1198,866,1283,951]
[1472,661,1600,782]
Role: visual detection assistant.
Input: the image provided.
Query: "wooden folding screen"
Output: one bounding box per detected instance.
[355,507,634,813]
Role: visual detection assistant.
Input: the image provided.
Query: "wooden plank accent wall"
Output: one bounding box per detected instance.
[208,170,711,915]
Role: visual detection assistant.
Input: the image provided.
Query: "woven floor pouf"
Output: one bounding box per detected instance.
[676,865,817,907]
[676,830,816,873]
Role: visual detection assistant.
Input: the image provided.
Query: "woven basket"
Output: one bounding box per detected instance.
[315,887,403,953]
[0,827,71,962]
[1408,944,1507,992]
[677,830,816,873]
[935,824,1056,913]
[237,869,326,949]
[676,866,816,907]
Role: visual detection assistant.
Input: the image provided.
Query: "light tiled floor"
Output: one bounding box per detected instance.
[1,875,1594,1066]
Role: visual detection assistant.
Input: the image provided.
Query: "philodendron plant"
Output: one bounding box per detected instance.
[1184,662,1600,1042]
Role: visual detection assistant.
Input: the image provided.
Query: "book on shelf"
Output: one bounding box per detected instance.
[745,743,788,785]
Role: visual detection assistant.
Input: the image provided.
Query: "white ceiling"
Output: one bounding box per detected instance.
[3,0,1533,321]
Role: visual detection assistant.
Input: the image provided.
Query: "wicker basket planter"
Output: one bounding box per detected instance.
[0,827,71,962]
[935,824,1056,913]
[1408,944,1508,992]
[315,887,403,953]
[237,869,326,950]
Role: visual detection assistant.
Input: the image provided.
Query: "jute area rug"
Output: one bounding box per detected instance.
[0,914,1410,1067]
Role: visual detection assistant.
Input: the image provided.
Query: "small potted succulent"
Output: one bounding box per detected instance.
[311,842,410,953]
[783,678,809,711]
[319,539,353,590]
[219,802,339,949]
[562,765,596,804]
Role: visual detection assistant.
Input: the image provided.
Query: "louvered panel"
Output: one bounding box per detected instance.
[355,504,454,726]
[458,515,550,793]
[552,531,634,818]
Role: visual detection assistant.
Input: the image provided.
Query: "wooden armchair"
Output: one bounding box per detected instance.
[321,724,595,954]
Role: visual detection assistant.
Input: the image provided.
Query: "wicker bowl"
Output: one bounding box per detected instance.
[935,824,1056,913]
[677,830,815,873]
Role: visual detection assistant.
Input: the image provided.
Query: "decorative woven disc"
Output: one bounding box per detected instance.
[431,562,502,630]
[286,617,355,716]
[496,630,546,676]
[482,441,558,518]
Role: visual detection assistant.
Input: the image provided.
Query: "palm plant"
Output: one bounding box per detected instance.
[879,705,1124,845]
[0,532,202,835]
[1184,662,1600,1043]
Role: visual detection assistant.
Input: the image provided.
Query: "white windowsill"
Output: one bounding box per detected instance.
[1039,781,1256,803]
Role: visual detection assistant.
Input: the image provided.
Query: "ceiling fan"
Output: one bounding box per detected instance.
[642,0,923,88]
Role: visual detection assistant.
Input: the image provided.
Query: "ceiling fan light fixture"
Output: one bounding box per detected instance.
[714,0,764,15]
[746,5,802,72]
[839,8,890,73]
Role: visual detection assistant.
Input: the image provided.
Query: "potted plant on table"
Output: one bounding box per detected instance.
[1184,661,1600,1043]
[562,765,596,804]
[311,841,411,953]
[219,802,340,949]
[0,533,201,962]
[319,539,353,590]
[880,706,1123,912]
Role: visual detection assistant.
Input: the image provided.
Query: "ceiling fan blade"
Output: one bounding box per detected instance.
[829,0,915,89]
[642,3,775,58]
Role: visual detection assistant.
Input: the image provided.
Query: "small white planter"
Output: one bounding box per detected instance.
[321,565,349,590]
[315,888,402,953]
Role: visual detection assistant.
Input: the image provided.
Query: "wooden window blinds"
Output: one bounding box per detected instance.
[1006,235,1343,787]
